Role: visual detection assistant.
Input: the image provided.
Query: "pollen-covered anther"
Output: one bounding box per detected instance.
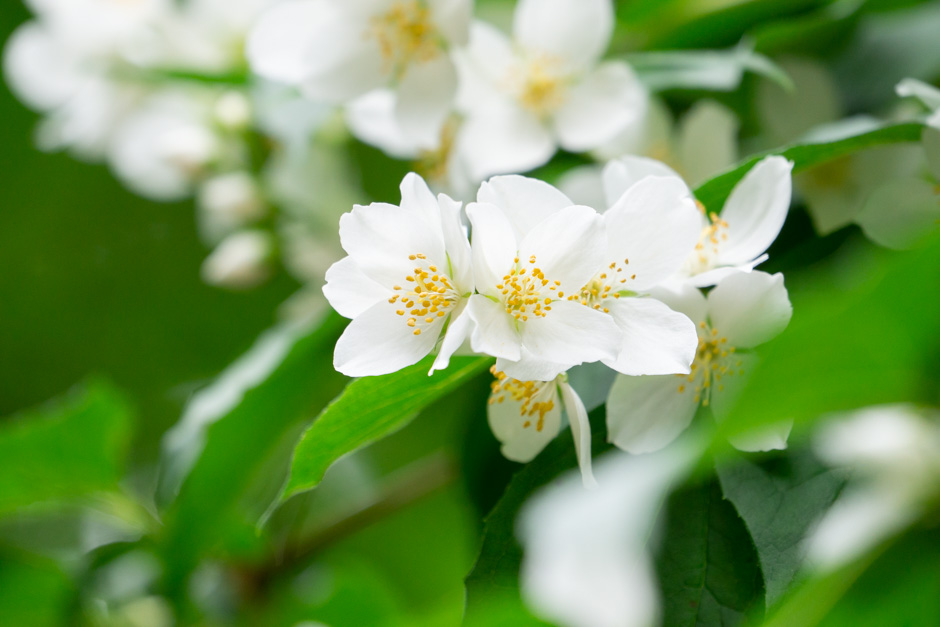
[396,252,458,334]
[502,256,556,320]
[574,261,632,310]
[369,0,441,78]
[489,367,555,432]
[682,324,738,407]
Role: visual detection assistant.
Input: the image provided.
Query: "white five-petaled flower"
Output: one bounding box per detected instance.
[455,0,647,180]
[607,270,793,454]
[897,78,940,130]
[247,0,471,148]
[487,367,595,487]
[323,172,474,376]
[604,155,794,287]
[465,176,622,381]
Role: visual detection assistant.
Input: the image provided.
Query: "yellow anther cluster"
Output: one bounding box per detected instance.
[415,118,457,184]
[516,56,565,116]
[675,322,742,407]
[572,259,633,312]
[389,252,456,335]
[497,255,559,322]
[489,366,555,432]
[693,210,729,266]
[369,0,440,78]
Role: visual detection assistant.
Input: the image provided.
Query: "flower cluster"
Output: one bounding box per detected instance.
[324,155,795,480]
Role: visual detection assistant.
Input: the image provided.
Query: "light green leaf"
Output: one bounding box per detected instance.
[284,355,493,499]
[0,380,131,517]
[655,479,764,626]
[0,553,73,626]
[695,121,926,211]
[716,451,844,607]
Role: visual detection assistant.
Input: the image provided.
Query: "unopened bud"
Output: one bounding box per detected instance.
[201,230,274,289]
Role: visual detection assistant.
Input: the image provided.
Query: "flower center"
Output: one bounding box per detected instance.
[389,253,457,336]
[685,203,729,275]
[369,0,440,79]
[489,367,555,432]
[414,117,458,185]
[497,255,561,322]
[676,322,744,407]
[573,259,635,312]
[515,56,566,117]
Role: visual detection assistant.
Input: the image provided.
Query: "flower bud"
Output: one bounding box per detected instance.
[201,230,274,289]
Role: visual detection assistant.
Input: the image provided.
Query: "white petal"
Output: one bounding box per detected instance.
[338,201,446,287]
[459,21,516,88]
[467,294,521,361]
[429,0,472,46]
[602,156,688,209]
[649,282,708,326]
[728,420,793,453]
[497,349,570,382]
[246,0,326,85]
[603,176,702,291]
[707,271,792,349]
[430,300,473,374]
[4,22,83,111]
[395,55,458,149]
[560,382,597,489]
[684,256,766,289]
[856,178,940,250]
[676,100,739,187]
[518,205,607,294]
[333,300,441,376]
[521,300,621,368]
[718,156,793,266]
[603,298,697,376]
[478,175,573,240]
[488,381,561,462]
[593,96,673,163]
[322,256,392,318]
[399,172,443,233]
[466,201,517,292]
[606,372,699,454]
[457,101,555,180]
[345,90,419,159]
[556,165,607,211]
[554,62,648,153]
[437,193,473,292]
[896,78,940,109]
[513,0,613,70]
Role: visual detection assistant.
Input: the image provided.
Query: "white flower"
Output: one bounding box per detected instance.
[247,0,471,148]
[487,368,595,487]
[201,230,274,289]
[897,78,940,129]
[323,172,474,377]
[806,405,940,571]
[518,441,699,627]
[464,176,622,381]
[605,155,794,287]
[197,171,266,241]
[606,271,793,454]
[455,0,647,179]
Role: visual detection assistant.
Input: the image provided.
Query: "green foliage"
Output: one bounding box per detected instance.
[0,380,131,517]
[285,356,493,498]
[0,552,73,626]
[716,451,844,606]
[656,478,764,626]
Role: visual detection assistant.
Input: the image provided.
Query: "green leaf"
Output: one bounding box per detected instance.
[656,479,764,627]
[0,380,131,517]
[694,122,927,211]
[716,450,844,606]
[464,406,609,625]
[159,314,347,585]
[284,355,493,499]
[0,553,73,626]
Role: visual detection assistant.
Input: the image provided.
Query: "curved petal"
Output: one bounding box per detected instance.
[649,282,708,325]
[345,90,418,158]
[676,100,739,187]
[553,62,648,153]
[521,300,621,367]
[334,299,441,376]
[497,348,570,382]
[478,175,573,239]
[400,171,443,233]
[718,156,793,266]
[606,373,699,454]
[459,21,516,88]
[707,271,792,349]
[429,0,472,46]
[322,256,392,318]
[684,255,766,289]
[430,300,473,374]
[467,294,521,361]
[437,193,474,292]
[513,0,613,70]
[896,78,940,109]
[466,201,517,293]
[518,205,607,294]
[4,22,83,110]
[560,381,597,489]
[395,55,458,149]
[603,298,697,376]
[603,176,701,291]
[488,381,561,462]
[457,101,555,180]
[246,0,326,85]
[556,165,607,211]
[602,156,688,209]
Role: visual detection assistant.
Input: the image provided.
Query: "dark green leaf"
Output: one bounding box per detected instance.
[0,552,73,627]
[0,380,131,516]
[694,122,926,211]
[656,480,764,626]
[716,450,844,606]
[285,355,493,498]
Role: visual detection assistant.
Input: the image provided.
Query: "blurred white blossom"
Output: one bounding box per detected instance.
[201,229,274,289]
